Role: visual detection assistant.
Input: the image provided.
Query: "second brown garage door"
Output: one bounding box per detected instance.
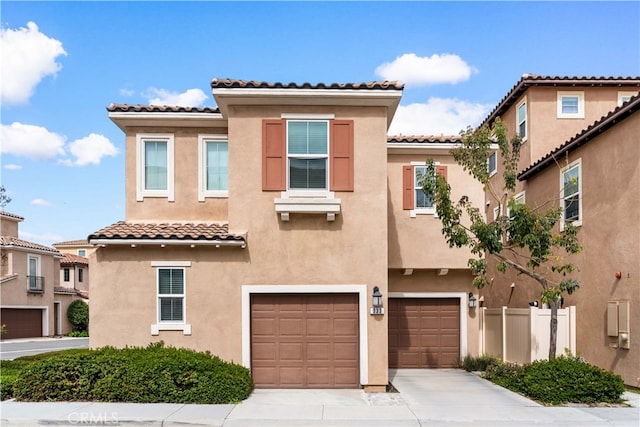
[251,293,359,388]
[1,308,43,340]
[389,298,460,368]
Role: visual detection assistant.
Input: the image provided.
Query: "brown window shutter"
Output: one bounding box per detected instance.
[436,165,448,181]
[330,120,354,191]
[402,165,414,210]
[262,120,286,191]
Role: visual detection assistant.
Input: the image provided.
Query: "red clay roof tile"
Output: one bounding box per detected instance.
[88,221,246,243]
[387,135,462,144]
[60,253,89,266]
[210,78,404,91]
[0,236,62,255]
[107,104,220,113]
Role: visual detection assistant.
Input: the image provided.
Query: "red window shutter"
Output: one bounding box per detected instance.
[402,165,414,210]
[330,120,354,191]
[262,120,286,191]
[436,165,448,181]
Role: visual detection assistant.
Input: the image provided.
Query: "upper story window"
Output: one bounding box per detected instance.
[561,159,582,229]
[414,166,434,211]
[508,191,526,218]
[78,268,84,283]
[136,134,175,202]
[403,162,447,217]
[77,249,86,257]
[517,98,527,141]
[618,91,638,106]
[27,254,43,292]
[198,135,228,201]
[557,91,585,119]
[63,268,70,282]
[487,152,497,177]
[287,120,329,190]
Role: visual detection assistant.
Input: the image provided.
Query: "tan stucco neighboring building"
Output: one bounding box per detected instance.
[478,75,640,387]
[1,211,82,338]
[89,79,485,391]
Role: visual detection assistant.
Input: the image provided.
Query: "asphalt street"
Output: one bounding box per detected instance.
[0,337,89,360]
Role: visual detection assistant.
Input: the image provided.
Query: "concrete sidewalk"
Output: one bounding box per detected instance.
[1,369,638,426]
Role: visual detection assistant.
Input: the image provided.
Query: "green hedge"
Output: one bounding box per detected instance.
[11,343,253,404]
[483,355,624,405]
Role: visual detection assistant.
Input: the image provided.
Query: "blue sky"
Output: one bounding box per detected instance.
[1,1,639,247]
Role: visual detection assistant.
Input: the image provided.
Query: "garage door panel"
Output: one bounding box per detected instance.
[389,298,460,369]
[251,293,359,388]
[0,308,43,340]
[252,343,276,360]
[252,318,275,335]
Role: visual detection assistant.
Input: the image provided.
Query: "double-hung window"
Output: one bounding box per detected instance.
[136,134,174,201]
[63,268,70,282]
[287,120,329,190]
[403,162,446,216]
[561,160,581,229]
[198,135,228,200]
[557,92,585,119]
[414,166,434,211]
[487,152,497,177]
[77,249,86,257]
[517,98,527,141]
[157,268,185,323]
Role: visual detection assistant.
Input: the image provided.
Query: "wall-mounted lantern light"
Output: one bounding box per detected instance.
[370,286,384,315]
[468,292,477,309]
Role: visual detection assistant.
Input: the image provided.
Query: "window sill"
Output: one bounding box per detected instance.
[560,220,582,231]
[151,323,191,336]
[274,191,341,221]
[410,208,436,218]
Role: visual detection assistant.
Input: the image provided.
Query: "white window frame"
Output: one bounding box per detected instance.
[507,191,526,218]
[136,133,175,202]
[410,161,437,217]
[557,91,585,119]
[27,254,41,291]
[493,205,501,222]
[517,97,527,142]
[77,249,86,257]
[618,91,638,106]
[286,119,330,193]
[487,152,497,177]
[198,134,229,201]
[151,261,191,335]
[560,159,582,230]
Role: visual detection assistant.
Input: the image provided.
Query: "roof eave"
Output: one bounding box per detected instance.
[89,238,246,249]
[108,111,227,132]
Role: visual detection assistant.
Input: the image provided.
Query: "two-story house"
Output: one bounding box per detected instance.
[54,239,92,300]
[0,211,78,339]
[478,75,640,387]
[88,79,484,390]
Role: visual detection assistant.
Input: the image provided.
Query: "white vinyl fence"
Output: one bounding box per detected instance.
[480,306,576,364]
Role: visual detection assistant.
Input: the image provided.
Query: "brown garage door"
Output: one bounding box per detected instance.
[251,293,359,388]
[1,308,43,339]
[389,298,460,368]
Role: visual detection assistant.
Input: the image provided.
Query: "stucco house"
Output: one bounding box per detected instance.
[88,79,484,390]
[478,75,640,387]
[1,211,82,338]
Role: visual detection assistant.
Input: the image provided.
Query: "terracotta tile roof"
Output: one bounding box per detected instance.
[211,78,404,91]
[54,239,90,247]
[519,94,640,180]
[54,286,77,295]
[0,211,24,221]
[481,75,640,128]
[107,104,220,113]
[60,253,89,266]
[387,135,462,144]
[88,221,246,243]
[0,236,62,256]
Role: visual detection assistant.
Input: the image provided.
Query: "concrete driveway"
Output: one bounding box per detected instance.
[0,337,89,360]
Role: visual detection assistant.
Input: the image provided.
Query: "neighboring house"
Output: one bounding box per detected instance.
[479,75,640,387]
[54,239,96,259]
[89,79,484,391]
[58,253,90,300]
[0,211,80,339]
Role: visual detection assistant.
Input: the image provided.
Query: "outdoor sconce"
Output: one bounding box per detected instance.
[468,292,477,309]
[370,286,384,315]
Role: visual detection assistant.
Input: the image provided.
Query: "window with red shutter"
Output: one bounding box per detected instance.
[262,120,286,191]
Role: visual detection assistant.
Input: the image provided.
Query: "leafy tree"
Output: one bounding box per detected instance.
[67,300,89,332]
[0,186,11,209]
[422,118,581,359]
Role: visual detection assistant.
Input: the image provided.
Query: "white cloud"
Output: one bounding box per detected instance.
[4,164,22,170]
[19,230,65,246]
[0,21,67,105]
[66,133,118,166]
[31,198,52,207]
[388,98,493,136]
[144,87,208,106]
[1,122,66,159]
[375,53,477,86]
[119,88,135,97]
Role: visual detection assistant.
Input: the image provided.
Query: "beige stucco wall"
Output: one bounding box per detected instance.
[53,293,85,335]
[482,113,640,386]
[387,152,483,269]
[0,216,20,237]
[59,264,89,293]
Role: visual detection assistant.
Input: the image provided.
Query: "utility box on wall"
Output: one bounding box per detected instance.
[607,300,630,349]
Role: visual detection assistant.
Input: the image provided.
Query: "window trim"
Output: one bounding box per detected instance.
[507,191,526,218]
[410,161,436,216]
[560,159,582,230]
[198,134,229,201]
[487,152,497,177]
[77,249,86,257]
[286,119,330,192]
[516,97,527,142]
[27,254,42,292]
[151,261,191,335]
[557,91,585,119]
[78,268,84,283]
[63,268,70,282]
[136,133,175,202]
[618,91,638,106]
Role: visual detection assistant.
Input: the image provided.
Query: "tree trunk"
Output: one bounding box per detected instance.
[548,299,558,360]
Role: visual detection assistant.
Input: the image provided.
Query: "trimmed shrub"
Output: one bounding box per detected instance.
[67,300,89,332]
[484,355,624,405]
[460,354,501,372]
[12,343,253,404]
